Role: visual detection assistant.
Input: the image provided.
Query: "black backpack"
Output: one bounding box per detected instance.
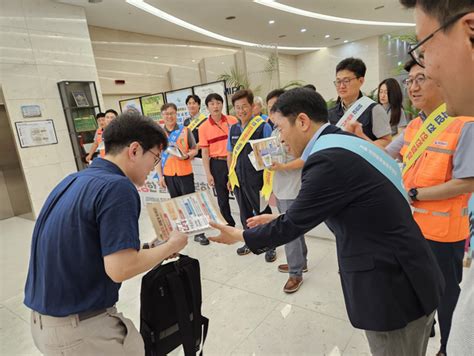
[140,255,209,356]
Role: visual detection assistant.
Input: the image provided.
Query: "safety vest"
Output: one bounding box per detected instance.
[96,128,105,158]
[163,127,193,177]
[400,116,473,242]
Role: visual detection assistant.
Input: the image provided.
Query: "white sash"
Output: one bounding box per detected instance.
[336,96,376,130]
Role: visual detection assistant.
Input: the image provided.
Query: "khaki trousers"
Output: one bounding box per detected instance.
[30,307,144,355]
[365,311,435,356]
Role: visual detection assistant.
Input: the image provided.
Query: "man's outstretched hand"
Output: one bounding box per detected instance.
[208,222,245,245]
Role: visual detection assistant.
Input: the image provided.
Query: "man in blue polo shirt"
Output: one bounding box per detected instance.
[24,111,188,355]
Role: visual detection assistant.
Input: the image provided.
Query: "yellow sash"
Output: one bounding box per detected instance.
[402,103,455,176]
[228,116,265,190]
[261,169,274,200]
[187,113,207,131]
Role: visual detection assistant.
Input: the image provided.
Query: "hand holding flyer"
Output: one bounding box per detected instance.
[248,136,285,171]
[147,190,226,240]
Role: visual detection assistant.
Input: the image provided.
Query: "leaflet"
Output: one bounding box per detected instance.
[248,136,284,171]
[147,190,226,240]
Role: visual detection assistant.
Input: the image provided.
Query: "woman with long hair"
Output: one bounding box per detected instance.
[378,78,407,136]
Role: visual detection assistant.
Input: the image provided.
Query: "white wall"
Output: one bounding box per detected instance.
[0,0,103,216]
[296,37,381,101]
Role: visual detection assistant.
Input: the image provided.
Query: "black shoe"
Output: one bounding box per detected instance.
[236,244,251,255]
[194,234,209,246]
[265,249,276,263]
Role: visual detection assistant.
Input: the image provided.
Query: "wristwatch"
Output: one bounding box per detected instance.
[408,188,419,201]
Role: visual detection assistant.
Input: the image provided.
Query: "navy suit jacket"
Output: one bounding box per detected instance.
[244,125,444,332]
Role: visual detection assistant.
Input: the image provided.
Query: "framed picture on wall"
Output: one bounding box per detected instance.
[119,97,143,114]
[141,93,165,124]
[71,91,90,107]
[193,80,228,116]
[15,119,58,148]
[165,88,193,125]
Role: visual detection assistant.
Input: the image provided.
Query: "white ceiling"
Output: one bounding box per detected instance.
[57,0,415,54]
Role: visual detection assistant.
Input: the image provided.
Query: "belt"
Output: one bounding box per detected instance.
[211,156,227,161]
[78,308,107,321]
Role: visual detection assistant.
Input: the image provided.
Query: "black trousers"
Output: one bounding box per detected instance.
[234,184,272,229]
[164,174,195,198]
[210,159,235,227]
[428,239,465,352]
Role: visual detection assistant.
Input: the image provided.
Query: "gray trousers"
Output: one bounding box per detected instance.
[276,198,308,277]
[365,311,435,356]
[30,307,144,355]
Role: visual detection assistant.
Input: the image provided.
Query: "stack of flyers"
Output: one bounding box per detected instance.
[249,136,285,171]
[147,190,226,240]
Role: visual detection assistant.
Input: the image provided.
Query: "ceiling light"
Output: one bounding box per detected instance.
[225,16,236,20]
[278,34,286,38]
[325,34,330,38]
[153,56,159,59]
[343,40,349,43]
[300,28,307,33]
[88,0,103,3]
[254,0,415,27]
[191,59,196,62]
[126,0,324,51]
[268,20,275,24]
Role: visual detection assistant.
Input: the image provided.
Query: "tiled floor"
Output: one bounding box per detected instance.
[0,213,444,355]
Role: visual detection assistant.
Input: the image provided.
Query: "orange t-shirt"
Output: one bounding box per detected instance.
[198,114,237,157]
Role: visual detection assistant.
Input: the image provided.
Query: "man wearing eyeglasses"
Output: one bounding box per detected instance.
[386,58,474,356]
[25,112,188,355]
[400,2,474,355]
[328,57,392,148]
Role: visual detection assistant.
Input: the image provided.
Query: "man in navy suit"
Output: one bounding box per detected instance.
[210,88,444,356]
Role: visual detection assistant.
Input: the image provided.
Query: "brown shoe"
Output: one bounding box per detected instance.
[283,276,303,293]
[278,264,308,273]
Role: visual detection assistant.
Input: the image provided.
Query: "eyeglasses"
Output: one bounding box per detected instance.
[408,11,470,68]
[148,149,162,166]
[402,74,426,89]
[333,77,358,87]
[162,111,176,117]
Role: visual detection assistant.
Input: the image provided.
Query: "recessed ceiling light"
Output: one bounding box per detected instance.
[374,5,385,10]
[334,37,340,40]
[268,20,275,24]
[225,16,236,20]
[278,34,286,38]
[221,62,225,64]
[343,40,349,43]
[300,28,307,33]
[191,59,196,62]
[254,0,415,26]
[325,34,330,38]
[126,0,324,51]
[153,56,159,59]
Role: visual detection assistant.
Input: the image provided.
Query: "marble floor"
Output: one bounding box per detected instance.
[0,213,445,356]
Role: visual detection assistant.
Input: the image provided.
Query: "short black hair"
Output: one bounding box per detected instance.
[185,94,201,105]
[104,109,118,117]
[399,0,474,27]
[403,58,419,72]
[303,84,317,91]
[160,103,177,112]
[205,93,224,106]
[266,89,285,103]
[103,111,168,155]
[271,88,328,125]
[335,57,367,78]
[96,112,105,120]
[232,89,254,106]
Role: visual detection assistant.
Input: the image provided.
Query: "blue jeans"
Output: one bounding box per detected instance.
[276,198,308,277]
